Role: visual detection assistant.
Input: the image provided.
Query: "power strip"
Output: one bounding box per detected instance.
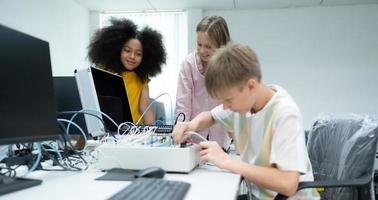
[95,143,200,173]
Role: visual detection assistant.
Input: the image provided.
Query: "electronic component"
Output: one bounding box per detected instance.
[95,144,200,173]
[121,125,173,134]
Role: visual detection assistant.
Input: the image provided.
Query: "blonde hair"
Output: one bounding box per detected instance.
[205,42,262,98]
[196,16,230,48]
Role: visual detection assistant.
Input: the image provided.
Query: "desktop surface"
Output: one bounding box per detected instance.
[1,165,240,200]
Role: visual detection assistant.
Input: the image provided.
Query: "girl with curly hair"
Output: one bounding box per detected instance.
[88,18,166,124]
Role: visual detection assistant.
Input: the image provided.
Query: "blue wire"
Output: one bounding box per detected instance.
[41,142,63,161]
[137,93,174,125]
[58,118,87,145]
[66,109,119,134]
[28,143,41,172]
[82,109,119,127]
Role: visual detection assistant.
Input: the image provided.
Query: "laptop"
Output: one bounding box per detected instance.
[75,67,133,137]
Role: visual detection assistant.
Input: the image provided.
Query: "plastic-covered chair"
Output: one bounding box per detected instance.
[150,98,166,124]
[275,114,378,200]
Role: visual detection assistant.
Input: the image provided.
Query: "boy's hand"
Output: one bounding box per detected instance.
[172,121,192,144]
[199,141,231,169]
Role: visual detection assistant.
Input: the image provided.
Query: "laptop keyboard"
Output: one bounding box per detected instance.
[108,178,190,200]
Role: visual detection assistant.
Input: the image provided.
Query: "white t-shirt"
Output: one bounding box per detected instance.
[211,85,319,200]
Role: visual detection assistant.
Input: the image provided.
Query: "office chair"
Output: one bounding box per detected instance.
[275,114,378,200]
[150,99,166,124]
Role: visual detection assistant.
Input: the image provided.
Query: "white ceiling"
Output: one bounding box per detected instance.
[75,0,378,11]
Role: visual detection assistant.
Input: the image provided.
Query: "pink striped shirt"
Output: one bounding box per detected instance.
[175,52,231,149]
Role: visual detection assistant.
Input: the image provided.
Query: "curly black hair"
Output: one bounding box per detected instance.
[88,18,167,81]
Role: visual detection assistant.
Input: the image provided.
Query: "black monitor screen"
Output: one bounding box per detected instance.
[0,24,61,145]
[53,76,87,135]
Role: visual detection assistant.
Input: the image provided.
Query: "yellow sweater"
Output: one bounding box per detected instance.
[122,71,148,124]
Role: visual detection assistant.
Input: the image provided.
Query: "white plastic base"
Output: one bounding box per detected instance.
[95,143,200,173]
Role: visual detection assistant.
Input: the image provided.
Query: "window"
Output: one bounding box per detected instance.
[100,11,188,123]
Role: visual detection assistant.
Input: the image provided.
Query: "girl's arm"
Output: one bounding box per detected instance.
[139,84,154,124]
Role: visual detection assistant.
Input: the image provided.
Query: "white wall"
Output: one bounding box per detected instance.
[89,10,101,38]
[205,4,378,128]
[2,1,376,128]
[187,9,202,53]
[0,0,90,76]
[90,9,200,56]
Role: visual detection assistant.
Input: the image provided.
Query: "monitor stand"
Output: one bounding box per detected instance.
[0,174,42,196]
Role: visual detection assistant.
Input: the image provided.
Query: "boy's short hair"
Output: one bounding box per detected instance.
[205,42,262,98]
[196,16,230,48]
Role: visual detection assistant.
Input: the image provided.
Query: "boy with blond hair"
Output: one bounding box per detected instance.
[173,43,318,199]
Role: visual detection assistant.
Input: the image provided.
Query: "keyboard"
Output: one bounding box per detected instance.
[0,175,42,196]
[108,178,190,200]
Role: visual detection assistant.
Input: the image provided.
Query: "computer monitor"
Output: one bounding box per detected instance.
[53,76,87,135]
[75,67,133,137]
[0,24,61,145]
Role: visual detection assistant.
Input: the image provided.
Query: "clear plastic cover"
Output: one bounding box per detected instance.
[307,114,378,200]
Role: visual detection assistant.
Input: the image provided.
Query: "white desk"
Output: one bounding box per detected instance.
[1,165,240,200]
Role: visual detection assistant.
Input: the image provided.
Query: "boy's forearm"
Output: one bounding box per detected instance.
[225,159,300,197]
[189,111,215,131]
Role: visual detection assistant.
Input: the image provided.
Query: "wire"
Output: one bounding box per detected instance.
[117,121,135,135]
[0,166,16,177]
[41,142,63,162]
[186,131,208,142]
[56,121,88,171]
[153,119,165,125]
[67,109,119,133]
[28,143,41,172]
[58,110,110,134]
[40,145,69,171]
[57,118,87,146]
[58,110,116,140]
[136,93,173,125]
[174,112,186,125]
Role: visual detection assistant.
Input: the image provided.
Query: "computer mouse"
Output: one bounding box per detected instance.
[134,166,166,178]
